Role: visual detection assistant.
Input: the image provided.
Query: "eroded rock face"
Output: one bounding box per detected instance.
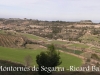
[15,37,25,47]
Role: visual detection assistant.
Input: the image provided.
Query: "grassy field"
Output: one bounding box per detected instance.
[22,33,46,41]
[90,47,100,53]
[0,46,82,68]
[48,40,67,45]
[0,30,46,41]
[0,30,6,34]
[57,47,83,55]
[68,43,89,49]
[81,35,100,41]
[59,52,82,68]
[79,35,100,45]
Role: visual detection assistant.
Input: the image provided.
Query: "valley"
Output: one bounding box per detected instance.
[0,18,100,74]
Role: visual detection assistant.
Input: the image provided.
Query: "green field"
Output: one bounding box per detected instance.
[22,33,46,41]
[68,43,89,49]
[0,30,46,41]
[90,47,100,53]
[79,35,100,45]
[57,47,83,55]
[59,52,82,68]
[0,30,6,34]
[0,46,82,68]
[80,35,100,41]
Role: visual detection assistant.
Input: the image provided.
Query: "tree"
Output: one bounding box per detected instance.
[25,55,32,67]
[91,53,100,61]
[52,26,61,35]
[36,44,62,75]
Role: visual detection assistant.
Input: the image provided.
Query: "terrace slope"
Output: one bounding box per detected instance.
[0,33,26,48]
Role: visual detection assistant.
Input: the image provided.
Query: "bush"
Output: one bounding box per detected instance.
[36,44,62,75]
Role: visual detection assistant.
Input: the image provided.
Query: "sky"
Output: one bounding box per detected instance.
[0,0,100,22]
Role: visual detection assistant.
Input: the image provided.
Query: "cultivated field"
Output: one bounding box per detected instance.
[0,46,82,68]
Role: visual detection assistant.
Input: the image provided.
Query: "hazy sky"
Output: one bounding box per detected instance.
[0,0,100,22]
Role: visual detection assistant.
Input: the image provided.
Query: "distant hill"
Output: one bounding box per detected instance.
[80,20,92,23]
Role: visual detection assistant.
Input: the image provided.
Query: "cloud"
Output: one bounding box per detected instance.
[0,0,42,8]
